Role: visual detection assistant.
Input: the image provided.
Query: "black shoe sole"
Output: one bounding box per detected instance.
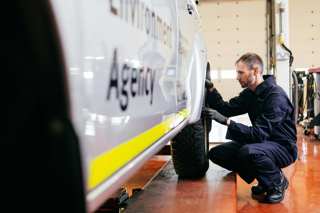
[251,189,267,196]
[251,193,266,201]
[251,188,267,200]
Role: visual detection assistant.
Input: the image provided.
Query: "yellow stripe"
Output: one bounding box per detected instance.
[88,109,189,190]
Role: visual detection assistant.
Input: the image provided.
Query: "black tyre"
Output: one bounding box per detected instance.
[171,114,211,178]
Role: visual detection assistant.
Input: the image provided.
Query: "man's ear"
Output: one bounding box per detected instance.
[253,65,260,75]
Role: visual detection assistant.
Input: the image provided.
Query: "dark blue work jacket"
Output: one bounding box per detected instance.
[207,75,297,159]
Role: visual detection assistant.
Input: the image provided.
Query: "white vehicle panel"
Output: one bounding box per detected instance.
[50,0,206,211]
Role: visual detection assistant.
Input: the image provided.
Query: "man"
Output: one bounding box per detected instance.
[204,53,297,203]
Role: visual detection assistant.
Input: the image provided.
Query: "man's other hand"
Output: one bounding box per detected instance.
[205,79,214,90]
[203,108,228,125]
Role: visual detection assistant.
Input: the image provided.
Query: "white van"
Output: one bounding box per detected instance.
[6,0,210,212]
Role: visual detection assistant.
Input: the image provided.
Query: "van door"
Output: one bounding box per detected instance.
[176,0,198,110]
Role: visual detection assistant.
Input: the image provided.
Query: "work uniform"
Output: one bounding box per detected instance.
[207,75,297,189]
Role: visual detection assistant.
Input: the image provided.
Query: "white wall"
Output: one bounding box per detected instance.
[290,0,320,69]
[198,0,267,100]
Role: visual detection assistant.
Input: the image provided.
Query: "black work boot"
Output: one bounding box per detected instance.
[261,174,289,203]
[251,183,267,196]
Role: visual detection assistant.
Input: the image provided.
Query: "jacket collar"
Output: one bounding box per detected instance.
[254,75,276,96]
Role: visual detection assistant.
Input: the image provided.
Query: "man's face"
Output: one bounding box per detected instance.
[236,61,256,88]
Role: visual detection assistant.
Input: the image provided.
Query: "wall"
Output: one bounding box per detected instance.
[289,0,320,69]
[198,0,267,100]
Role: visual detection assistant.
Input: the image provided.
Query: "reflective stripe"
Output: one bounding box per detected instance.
[88,109,189,190]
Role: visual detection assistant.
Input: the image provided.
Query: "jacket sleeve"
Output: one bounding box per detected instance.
[207,88,250,117]
[225,93,288,143]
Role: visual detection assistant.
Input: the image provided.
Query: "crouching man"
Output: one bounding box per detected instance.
[205,53,297,203]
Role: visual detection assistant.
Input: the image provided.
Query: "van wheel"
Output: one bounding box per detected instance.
[171,114,211,178]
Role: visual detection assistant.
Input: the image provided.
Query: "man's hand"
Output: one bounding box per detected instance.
[205,79,214,90]
[203,107,229,125]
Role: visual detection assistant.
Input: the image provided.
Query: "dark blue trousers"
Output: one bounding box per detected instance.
[208,141,295,189]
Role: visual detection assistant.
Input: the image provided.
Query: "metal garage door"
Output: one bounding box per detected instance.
[199,0,267,99]
[290,0,320,69]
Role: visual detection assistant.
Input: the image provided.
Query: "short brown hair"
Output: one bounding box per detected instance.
[236,53,263,73]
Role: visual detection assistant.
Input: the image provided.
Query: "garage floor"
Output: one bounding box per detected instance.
[111,126,320,212]
[125,161,236,213]
[236,127,320,213]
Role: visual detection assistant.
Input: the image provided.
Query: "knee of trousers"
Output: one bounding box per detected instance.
[208,146,224,163]
[237,145,265,164]
[237,146,252,163]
